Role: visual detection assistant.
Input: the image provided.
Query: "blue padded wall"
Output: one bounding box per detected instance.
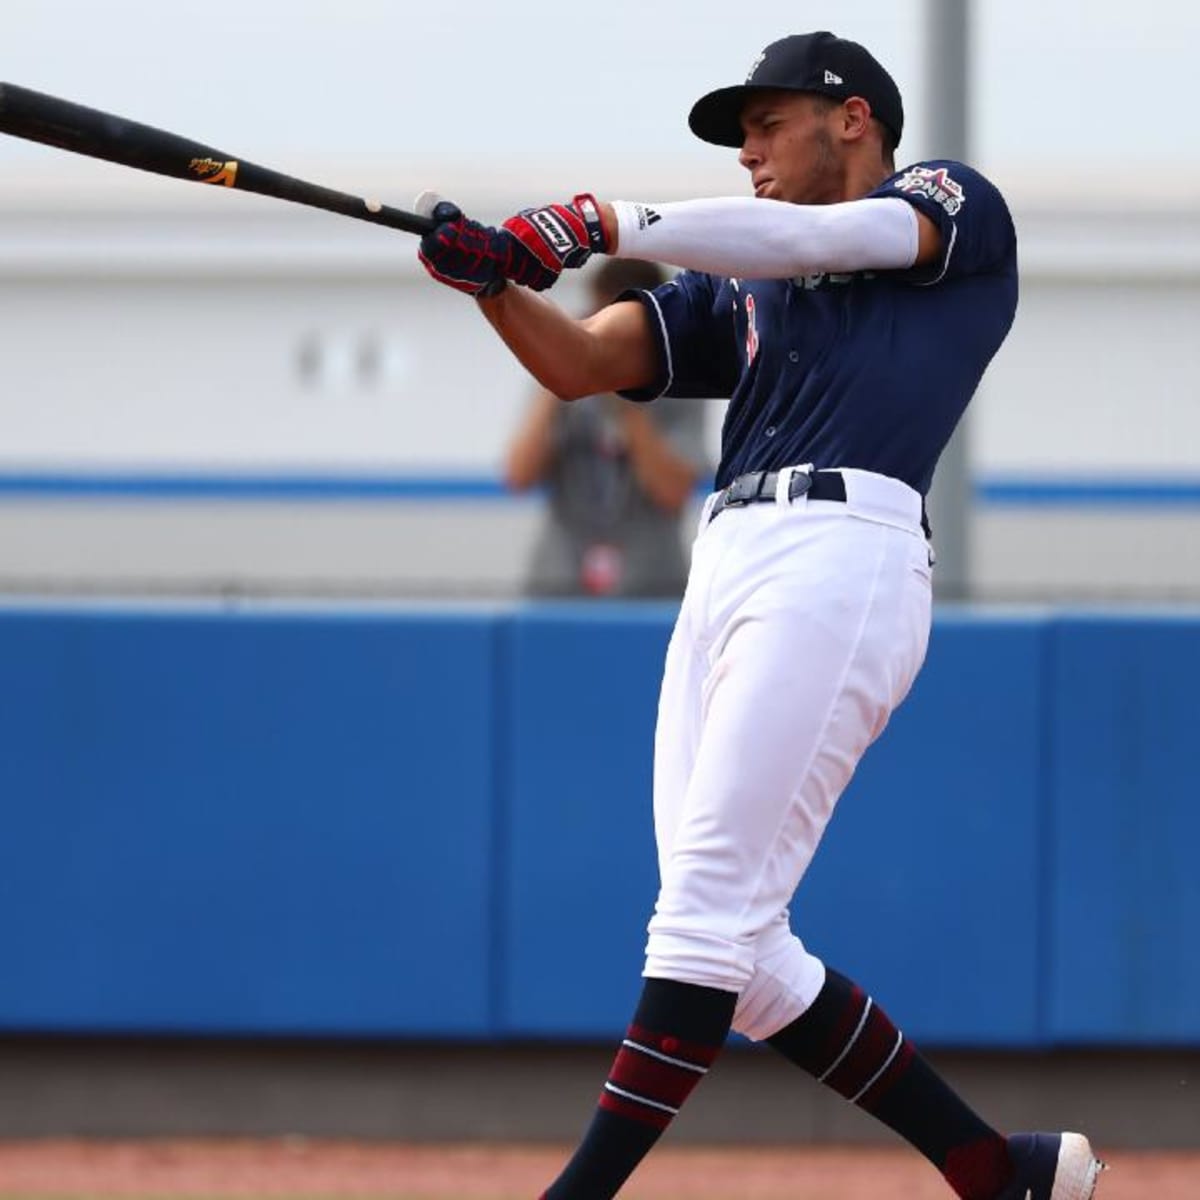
[0,606,499,1035]
[1,604,1197,1046]
[1046,614,1200,1043]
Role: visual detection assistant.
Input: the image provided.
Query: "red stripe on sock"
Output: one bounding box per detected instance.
[600,1023,719,1127]
[814,985,870,1076]
[825,1005,900,1100]
[626,1024,720,1068]
[854,1037,915,1109]
[610,1044,701,1109]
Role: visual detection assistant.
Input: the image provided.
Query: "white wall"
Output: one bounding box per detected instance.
[1,189,1197,600]
[2,2,1199,599]
[5,1,1200,175]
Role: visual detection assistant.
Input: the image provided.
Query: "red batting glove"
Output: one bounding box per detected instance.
[501,194,610,284]
[418,199,584,296]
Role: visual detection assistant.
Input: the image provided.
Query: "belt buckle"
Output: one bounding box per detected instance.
[722,473,761,508]
[787,469,814,501]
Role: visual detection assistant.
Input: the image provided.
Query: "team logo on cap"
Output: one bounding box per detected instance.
[894,166,966,216]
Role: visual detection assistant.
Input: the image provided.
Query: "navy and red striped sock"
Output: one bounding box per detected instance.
[540,977,736,1200]
[767,968,1012,1200]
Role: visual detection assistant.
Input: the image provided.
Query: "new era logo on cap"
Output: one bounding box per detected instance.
[824,69,843,84]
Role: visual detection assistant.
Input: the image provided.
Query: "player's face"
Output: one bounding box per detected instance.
[737,91,843,205]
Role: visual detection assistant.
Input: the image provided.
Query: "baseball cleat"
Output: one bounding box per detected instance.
[996,1132,1106,1200]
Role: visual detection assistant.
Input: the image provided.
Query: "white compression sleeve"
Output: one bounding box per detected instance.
[612,196,920,278]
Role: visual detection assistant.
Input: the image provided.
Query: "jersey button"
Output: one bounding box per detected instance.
[765,426,777,437]
[788,350,800,363]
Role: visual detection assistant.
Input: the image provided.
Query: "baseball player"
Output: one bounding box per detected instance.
[417,31,1102,1200]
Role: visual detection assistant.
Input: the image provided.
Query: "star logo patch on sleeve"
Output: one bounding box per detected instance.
[894,166,966,216]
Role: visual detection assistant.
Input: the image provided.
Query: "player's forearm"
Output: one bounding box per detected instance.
[477,287,655,401]
[598,196,920,278]
[477,287,607,399]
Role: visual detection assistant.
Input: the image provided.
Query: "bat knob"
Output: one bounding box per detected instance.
[412,189,444,219]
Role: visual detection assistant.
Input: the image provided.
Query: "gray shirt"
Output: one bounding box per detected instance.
[524,394,709,599]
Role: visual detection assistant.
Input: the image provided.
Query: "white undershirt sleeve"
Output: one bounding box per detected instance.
[611,195,920,278]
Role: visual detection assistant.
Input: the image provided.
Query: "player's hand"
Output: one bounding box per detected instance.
[501,194,611,284]
[417,200,516,297]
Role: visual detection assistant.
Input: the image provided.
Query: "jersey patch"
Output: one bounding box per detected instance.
[894,165,966,216]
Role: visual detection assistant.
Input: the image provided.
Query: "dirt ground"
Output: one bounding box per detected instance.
[0,1139,1196,1199]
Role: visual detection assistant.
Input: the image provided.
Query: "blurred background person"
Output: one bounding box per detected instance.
[503,259,710,599]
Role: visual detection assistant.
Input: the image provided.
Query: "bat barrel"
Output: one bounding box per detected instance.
[0,82,218,173]
[0,81,436,237]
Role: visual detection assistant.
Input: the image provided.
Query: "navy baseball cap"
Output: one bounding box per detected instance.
[689,32,904,149]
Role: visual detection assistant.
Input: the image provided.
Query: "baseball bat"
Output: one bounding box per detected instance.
[0,82,435,236]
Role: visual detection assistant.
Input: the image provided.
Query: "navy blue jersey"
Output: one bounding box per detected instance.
[619,160,1018,495]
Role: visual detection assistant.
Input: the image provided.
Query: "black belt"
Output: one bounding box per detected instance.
[709,468,846,521]
[709,467,932,539]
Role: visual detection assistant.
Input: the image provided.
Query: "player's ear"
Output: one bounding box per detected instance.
[841,97,873,144]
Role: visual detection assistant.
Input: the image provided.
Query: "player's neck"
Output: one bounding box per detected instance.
[843,159,894,202]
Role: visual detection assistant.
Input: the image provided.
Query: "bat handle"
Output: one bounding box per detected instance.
[368,200,436,236]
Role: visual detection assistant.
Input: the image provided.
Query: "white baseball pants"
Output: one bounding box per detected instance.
[645,467,933,1042]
